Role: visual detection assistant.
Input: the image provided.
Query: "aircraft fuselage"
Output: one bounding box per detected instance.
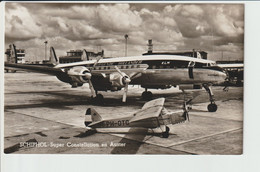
[87,111,186,129]
[55,55,227,89]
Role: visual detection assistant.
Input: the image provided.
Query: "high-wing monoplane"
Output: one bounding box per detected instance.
[84,98,191,138]
[5,44,228,112]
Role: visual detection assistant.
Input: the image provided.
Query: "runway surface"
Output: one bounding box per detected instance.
[4,72,243,154]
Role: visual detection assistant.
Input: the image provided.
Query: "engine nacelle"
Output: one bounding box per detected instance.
[109,72,129,88]
[179,84,202,90]
[67,66,91,87]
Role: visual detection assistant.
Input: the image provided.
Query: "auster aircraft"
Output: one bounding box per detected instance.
[84,98,191,138]
[5,44,227,112]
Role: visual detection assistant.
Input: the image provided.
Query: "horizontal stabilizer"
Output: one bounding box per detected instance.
[88,121,103,127]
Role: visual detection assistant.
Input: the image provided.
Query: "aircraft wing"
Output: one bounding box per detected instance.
[218,63,244,69]
[88,121,103,127]
[129,98,165,123]
[5,62,64,76]
[141,98,165,110]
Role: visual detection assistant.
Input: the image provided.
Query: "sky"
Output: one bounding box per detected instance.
[5,3,244,62]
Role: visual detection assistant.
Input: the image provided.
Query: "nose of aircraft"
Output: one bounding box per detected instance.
[219,70,228,84]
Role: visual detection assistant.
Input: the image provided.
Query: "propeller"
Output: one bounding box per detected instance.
[88,57,103,98]
[223,70,230,91]
[183,98,192,121]
[114,66,131,102]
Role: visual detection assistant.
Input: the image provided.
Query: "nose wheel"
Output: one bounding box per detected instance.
[208,103,217,112]
[203,84,218,112]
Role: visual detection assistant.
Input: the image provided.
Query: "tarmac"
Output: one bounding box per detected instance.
[4,72,243,154]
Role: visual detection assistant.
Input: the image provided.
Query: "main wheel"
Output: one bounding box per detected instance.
[142,91,153,100]
[166,126,170,132]
[96,94,104,103]
[91,94,104,104]
[162,132,169,138]
[207,103,217,112]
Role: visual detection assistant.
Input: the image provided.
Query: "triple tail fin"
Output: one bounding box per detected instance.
[85,108,102,122]
[10,44,18,63]
[81,49,89,61]
[50,47,59,65]
[196,51,202,59]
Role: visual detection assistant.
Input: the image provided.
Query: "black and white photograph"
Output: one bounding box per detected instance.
[3,2,244,155]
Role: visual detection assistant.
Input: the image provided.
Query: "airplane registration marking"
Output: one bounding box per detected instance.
[102,120,130,127]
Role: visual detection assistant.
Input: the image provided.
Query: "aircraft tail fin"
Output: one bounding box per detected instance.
[81,49,89,61]
[85,108,102,122]
[10,44,18,63]
[50,47,59,65]
[196,51,202,59]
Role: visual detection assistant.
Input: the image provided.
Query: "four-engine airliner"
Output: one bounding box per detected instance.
[5,44,228,112]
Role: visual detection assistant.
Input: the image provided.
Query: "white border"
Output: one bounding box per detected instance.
[1,1,260,172]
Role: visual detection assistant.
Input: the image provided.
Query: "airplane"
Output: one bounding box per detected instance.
[84,98,191,138]
[5,44,228,112]
[218,63,244,87]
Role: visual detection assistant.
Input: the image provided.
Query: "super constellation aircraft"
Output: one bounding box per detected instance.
[84,98,191,138]
[5,44,227,112]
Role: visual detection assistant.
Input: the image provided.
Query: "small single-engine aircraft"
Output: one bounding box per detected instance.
[84,98,191,138]
[5,44,228,112]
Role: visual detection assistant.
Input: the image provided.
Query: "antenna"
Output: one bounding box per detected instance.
[124,34,129,56]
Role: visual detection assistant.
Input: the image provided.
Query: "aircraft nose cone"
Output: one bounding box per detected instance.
[125,78,131,83]
[220,71,228,84]
[224,71,229,80]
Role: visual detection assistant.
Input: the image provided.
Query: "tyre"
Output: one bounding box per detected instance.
[207,103,217,112]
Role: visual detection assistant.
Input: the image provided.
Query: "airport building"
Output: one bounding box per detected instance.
[5,44,26,64]
[59,49,104,63]
[143,40,208,59]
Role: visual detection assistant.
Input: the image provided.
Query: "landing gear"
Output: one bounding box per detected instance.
[203,84,218,112]
[208,103,217,112]
[162,126,170,138]
[91,93,104,104]
[142,89,153,100]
